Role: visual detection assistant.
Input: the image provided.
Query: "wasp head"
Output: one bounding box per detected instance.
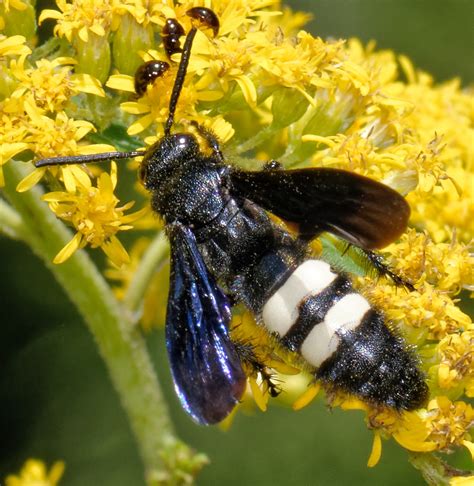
[139,133,200,191]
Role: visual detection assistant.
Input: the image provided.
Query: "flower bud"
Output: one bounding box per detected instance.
[74,33,111,83]
[1,0,36,41]
[112,13,154,76]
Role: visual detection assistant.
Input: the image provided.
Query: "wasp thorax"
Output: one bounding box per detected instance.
[139,133,200,190]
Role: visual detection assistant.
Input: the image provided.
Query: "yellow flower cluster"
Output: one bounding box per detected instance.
[5,458,64,486]
[1,0,472,475]
[42,161,146,265]
[0,4,145,266]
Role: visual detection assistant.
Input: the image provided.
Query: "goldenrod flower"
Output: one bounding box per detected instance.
[393,397,474,456]
[230,311,300,414]
[0,35,31,183]
[384,229,474,294]
[435,328,474,396]
[0,34,30,58]
[15,108,114,193]
[0,33,110,190]
[42,162,146,266]
[108,63,200,135]
[451,476,474,486]
[40,0,115,81]
[363,279,470,341]
[5,458,65,486]
[9,56,104,112]
[40,0,114,43]
[1,0,472,482]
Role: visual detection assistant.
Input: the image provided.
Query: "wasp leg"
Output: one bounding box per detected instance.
[190,121,224,162]
[233,339,282,398]
[362,249,415,291]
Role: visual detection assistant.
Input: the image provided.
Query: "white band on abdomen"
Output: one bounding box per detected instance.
[262,259,337,336]
[300,293,371,367]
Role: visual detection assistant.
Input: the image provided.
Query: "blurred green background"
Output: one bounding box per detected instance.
[1,0,472,484]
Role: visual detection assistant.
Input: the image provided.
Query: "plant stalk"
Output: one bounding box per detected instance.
[3,161,198,485]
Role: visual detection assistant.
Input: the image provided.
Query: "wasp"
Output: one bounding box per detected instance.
[35,7,428,425]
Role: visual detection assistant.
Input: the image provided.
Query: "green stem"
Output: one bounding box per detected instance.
[233,125,278,154]
[408,452,472,485]
[0,197,29,241]
[3,161,204,485]
[124,231,169,314]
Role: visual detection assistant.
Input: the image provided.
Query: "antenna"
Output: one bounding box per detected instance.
[34,23,199,168]
[164,27,197,136]
[35,150,145,168]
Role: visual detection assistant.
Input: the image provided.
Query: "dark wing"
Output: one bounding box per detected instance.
[230,168,410,249]
[166,223,246,425]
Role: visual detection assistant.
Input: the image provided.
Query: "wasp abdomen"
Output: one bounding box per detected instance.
[317,309,428,410]
[260,258,428,410]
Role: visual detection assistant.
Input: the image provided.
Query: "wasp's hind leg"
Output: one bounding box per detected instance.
[233,339,282,398]
[362,249,415,291]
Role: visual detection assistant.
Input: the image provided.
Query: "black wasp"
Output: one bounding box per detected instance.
[36,7,428,425]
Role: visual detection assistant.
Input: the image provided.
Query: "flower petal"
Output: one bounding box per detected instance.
[102,236,130,267]
[16,167,46,192]
[234,75,257,106]
[106,74,135,92]
[462,440,474,461]
[249,377,267,412]
[71,73,105,96]
[367,431,382,468]
[54,233,83,264]
[292,383,320,411]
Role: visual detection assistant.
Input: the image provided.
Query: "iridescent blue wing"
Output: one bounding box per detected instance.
[166,223,246,424]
